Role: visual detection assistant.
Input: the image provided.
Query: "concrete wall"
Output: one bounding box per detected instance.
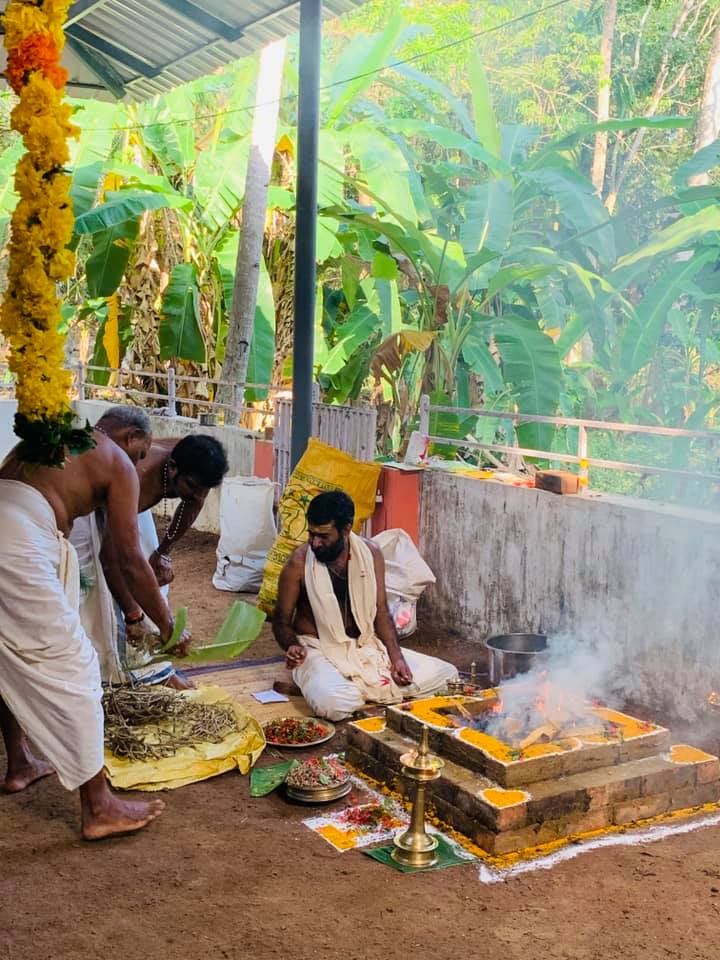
[419,470,720,720]
[0,399,17,463]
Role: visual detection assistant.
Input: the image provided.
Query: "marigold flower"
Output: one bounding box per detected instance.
[6,32,67,95]
[0,0,87,463]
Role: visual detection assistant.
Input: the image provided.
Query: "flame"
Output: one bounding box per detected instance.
[708,692,720,707]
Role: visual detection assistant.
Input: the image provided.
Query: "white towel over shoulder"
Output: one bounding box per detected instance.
[301,532,405,704]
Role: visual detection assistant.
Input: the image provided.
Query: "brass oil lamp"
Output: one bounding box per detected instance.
[391,724,444,869]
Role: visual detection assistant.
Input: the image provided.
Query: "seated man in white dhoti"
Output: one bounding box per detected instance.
[0,416,189,840]
[273,491,458,721]
[71,419,227,688]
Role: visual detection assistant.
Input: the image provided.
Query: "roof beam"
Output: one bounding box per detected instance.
[65,35,127,99]
[155,0,244,42]
[67,0,112,27]
[66,23,158,78]
[67,80,116,92]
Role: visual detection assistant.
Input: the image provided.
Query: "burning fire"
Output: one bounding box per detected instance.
[461,674,627,749]
[708,692,720,708]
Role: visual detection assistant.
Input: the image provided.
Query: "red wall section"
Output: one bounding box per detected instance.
[371,466,422,545]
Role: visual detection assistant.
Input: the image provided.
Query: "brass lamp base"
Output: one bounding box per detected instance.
[391,829,439,869]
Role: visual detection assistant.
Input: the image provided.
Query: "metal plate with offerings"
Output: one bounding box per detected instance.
[285,756,352,803]
[263,716,336,749]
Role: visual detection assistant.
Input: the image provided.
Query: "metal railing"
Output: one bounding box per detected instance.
[74,362,286,426]
[418,395,720,492]
[0,363,14,399]
[273,394,377,502]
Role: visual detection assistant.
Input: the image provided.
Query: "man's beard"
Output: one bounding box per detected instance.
[311,538,346,564]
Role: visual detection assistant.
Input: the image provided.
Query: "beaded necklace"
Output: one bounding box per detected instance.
[328,565,350,628]
[327,543,351,629]
[162,458,186,544]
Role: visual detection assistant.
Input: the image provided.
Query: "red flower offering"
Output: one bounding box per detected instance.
[264,717,332,746]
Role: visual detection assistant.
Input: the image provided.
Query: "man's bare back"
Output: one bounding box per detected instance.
[0,428,174,640]
[0,432,138,536]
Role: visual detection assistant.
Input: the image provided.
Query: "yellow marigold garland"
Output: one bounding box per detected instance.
[1,0,94,466]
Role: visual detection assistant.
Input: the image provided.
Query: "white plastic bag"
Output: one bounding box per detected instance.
[213,477,276,594]
[372,528,436,637]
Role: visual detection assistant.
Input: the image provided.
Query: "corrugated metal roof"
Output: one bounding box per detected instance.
[0,0,367,102]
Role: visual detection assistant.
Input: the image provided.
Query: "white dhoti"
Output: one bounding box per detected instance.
[71,512,125,684]
[292,533,457,721]
[70,509,173,685]
[0,480,103,790]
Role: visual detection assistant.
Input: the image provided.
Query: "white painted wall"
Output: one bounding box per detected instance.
[0,399,17,464]
[419,470,720,721]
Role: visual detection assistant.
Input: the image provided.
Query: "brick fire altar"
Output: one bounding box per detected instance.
[346,691,720,858]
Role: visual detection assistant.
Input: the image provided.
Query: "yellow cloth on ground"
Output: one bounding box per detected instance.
[104,685,266,791]
[292,533,458,721]
[258,439,381,615]
[0,480,104,790]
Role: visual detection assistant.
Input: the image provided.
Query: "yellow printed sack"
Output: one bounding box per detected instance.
[258,438,381,615]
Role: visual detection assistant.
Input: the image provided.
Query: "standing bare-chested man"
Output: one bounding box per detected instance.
[0,409,188,839]
[71,426,227,687]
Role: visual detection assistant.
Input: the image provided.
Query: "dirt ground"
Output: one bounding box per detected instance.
[3,530,720,960]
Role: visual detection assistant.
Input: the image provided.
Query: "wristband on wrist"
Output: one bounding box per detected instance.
[124,611,144,626]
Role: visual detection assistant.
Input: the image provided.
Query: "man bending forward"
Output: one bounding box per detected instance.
[273,490,457,721]
[0,419,186,839]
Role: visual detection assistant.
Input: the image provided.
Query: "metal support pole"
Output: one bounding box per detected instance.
[419,394,431,438]
[577,424,589,492]
[77,361,86,402]
[167,366,177,417]
[290,0,321,470]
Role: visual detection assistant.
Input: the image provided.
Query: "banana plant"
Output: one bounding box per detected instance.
[68,66,265,385]
[312,49,633,452]
[312,32,718,453]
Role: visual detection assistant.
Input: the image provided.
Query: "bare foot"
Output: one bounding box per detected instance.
[82,795,166,841]
[4,758,55,794]
[164,673,195,691]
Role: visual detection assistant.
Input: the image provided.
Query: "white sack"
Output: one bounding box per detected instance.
[372,528,436,600]
[372,528,436,638]
[213,477,276,594]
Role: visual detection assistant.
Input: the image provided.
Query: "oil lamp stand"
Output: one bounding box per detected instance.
[391,725,444,869]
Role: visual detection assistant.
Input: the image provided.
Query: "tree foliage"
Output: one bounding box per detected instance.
[0,0,717,452]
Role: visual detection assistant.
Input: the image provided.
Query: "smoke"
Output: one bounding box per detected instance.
[481,628,720,750]
[483,632,626,741]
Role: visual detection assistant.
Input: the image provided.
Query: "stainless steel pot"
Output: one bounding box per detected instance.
[484,633,548,685]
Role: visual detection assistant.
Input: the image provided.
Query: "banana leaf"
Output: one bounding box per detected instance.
[183,601,265,664]
[157,606,188,654]
[249,760,297,797]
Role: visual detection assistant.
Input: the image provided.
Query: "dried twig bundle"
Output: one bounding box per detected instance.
[103,687,240,762]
